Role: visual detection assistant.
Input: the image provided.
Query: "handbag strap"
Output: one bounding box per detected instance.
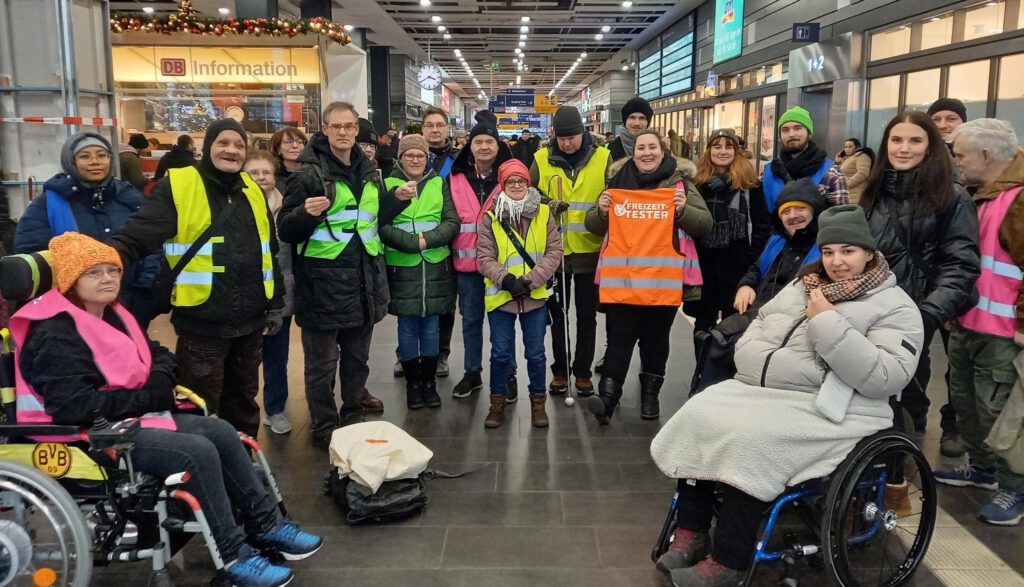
[167,198,238,282]
[496,216,537,270]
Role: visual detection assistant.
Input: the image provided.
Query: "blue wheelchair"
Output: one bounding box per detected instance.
[652,429,938,586]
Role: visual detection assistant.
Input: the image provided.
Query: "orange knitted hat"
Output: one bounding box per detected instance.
[48,232,124,293]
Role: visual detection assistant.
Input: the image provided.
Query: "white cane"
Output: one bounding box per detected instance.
[547,175,575,407]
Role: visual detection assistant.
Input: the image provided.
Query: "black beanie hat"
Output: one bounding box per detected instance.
[357,118,378,145]
[817,205,878,251]
[128,133,149,150]
[927,98,967,123]
[621,97,654,124]
[551,106,584,137]
[202,118,247,159]
[468,110,500,143]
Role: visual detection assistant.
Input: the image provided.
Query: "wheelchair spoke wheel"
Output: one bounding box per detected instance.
[821,433,936,587]
[0,461,92,587]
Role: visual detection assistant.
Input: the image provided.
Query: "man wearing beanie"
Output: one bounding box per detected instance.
[278,101,393,446]
[928,97,968,144]
[763,105,848,212]
[531,105,610,396]
[109,118,284,439]
[447,109,515,399]
[118,133,150,191]
[608,96,654,162]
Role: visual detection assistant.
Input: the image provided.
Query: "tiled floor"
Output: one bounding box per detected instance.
[93,312,1024,586]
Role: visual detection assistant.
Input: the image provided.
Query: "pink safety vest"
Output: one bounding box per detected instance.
[11,290,175,441]
[450,172,501,273]
[960,186,1024,338]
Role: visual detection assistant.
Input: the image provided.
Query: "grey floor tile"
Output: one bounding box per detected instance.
[421,491,563,526]
[293,568,465,586]
[441,526,598,568]
[461,568,671,587]
[562,491,669,526]
[291,526,447,569]
[496,462,626,491]
[595,525,663,568]
[619,461,676,491]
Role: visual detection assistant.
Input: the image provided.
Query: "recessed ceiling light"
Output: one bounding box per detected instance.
[142,6,155,13]
[431,15,441,22]
[514,48,522,54]
[631,61,636,66]
[344,24,354,31]
[622,0,632,7]
[218,7,230,15]
[420,0,431,5]
[520,25,529,32]
[454,49,462,56]
[519,41,526,47]
[594,33,604,40]
[437,25,446,32]
[622,65,628,70]
[520,34,528,40]
[443,33,451,40]
[521,16,530,23]
[580,52,587,58]
[601,25,611,32]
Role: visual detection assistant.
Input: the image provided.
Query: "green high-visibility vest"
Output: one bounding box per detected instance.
[482,205,552,312]
[165,167,274,307]
[383,176,451,267]
[302,180,382,259]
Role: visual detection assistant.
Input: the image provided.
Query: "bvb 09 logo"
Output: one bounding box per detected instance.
[32,443,72,478]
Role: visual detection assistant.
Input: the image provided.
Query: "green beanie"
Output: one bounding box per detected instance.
[778,106,814,135]
[817,205,877,251]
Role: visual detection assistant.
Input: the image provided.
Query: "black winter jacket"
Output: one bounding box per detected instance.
[109,167,284,338]
[864,174,980,326]
[695,181,771,299]
[154,145,197,180]
[278,132,400,330]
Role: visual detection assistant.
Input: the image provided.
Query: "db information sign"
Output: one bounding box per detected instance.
[160,58,187,76]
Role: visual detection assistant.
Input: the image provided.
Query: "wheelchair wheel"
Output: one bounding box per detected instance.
[821,432,936,587]
[0,460,92,586]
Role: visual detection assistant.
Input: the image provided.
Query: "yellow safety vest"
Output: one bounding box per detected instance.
[302,180,382,259]
[482,206,551,312]
[165,167,274,307]
[534,146,608,255]
[383,176,450,267]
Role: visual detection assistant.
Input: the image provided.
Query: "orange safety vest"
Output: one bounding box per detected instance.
[597,188,686,306]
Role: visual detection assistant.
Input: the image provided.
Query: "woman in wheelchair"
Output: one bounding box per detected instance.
[11,232,321,587]
[651,205,924,587]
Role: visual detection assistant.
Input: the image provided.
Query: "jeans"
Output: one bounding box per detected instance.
[457,272,486,373]
[301,323,374,439]
[122,415,278,562]
[603,304,677,382]
[676,479,769,571]
[548,271,599,379]
[175,330,263,439]
[488,307,548,396]
[948,326,1024,491]
[261,317,292,416]
[397,314,441,361]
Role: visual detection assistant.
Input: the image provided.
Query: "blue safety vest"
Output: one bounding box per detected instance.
[762,159,833,212]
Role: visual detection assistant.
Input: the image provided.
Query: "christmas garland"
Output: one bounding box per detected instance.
[111,0,351,44]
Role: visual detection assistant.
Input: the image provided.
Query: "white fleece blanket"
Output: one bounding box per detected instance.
[650,379,892,502]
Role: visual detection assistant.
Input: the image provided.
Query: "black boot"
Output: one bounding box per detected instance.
[586,376,623,425]
[639,373,664,420]
[402,359,424,410]
[420,356,442,408]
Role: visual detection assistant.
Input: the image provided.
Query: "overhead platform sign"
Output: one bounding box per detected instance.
[489,91,558,114]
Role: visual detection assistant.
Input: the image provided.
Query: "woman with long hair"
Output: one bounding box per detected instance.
[859,110,980,437]
[836,137,874,203]
[685,128,771,334]
[269,127,308,185]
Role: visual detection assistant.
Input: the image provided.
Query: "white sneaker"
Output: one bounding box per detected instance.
[262,412,292,435]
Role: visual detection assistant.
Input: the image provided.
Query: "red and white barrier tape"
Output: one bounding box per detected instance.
[0,116,117,126]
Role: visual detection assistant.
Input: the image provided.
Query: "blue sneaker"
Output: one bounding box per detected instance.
[257,521,323,561]
[227,544,293,587]
[979,489,1024,525]
[934,464,998,490]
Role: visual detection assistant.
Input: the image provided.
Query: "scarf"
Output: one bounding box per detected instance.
[618,130,637,158]
[701,174,751,249]
[771,142,828,182]
[553,132,593,170]
[611,155,678,190]
[493,187,541,227]
[803,254,891,303]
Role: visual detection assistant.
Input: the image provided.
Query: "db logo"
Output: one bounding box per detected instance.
[161,58,186,76]
[614,199,629,217]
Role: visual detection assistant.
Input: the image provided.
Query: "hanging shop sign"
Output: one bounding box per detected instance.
[112,46,320,85]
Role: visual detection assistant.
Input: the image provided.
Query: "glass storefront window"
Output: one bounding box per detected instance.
[867,76,900,150]
[948,60,991,119]
[714,100,744,139]
[996,53,1024,139]
[904,68,941,111]
[759,96,776,173]
[871,26,911,61]
[963,0,1006,41]
[745,100,759,160]
[920,13,953,50]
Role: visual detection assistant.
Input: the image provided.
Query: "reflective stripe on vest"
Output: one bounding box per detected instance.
[483,206,552,311]
[450,172,501,272]
[960,186,1024,338]
[165,167,274,307]
[10,290,174,442]
[597,187,685,306]
[534,146,609,255]
[382,176,451,267]
[302,179,382,259]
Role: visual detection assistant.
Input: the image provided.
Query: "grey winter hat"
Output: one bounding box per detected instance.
[817,205,878,251]
[551,106,584,137]
[60,132,113,178]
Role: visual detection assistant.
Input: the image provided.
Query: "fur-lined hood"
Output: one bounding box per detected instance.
[607,154,697,181]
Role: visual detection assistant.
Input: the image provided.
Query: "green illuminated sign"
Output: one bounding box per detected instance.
[713,0,744,64]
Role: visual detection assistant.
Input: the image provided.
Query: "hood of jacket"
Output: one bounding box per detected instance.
[975,148,1024,201]
[297,131,379,186]
[42,172,131,208]
[606,154,696,182]
[451,136,513,176]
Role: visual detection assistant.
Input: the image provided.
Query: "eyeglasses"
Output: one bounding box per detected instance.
[504,179,528,187]
[81,266,123,280]
[75,152,111,163]
[327,123,359,133]
[282,139,306,146]
[422,123,447,130]
[402,153,427,161]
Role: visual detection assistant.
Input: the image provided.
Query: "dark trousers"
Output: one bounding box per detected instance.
[301,323,373,439]
[899,324,958,434]
[261,317,292,416]
[175,330,263,439]
[439,311,455,359]
[684,296,738,335]
[548,271,598,379]
[676,480,769,571]
[122,415,278,562]
[602,304,677,382]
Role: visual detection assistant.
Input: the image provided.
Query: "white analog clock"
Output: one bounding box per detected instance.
[417,63,443,90]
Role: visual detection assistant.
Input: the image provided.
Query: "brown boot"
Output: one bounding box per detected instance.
[575,377,594,397]
[485,395,506,428]
[885,481,913,519]
[360,388,384,414]
[530,395,549,428]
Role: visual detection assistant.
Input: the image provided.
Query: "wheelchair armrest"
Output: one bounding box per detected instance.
[87,418,141,450]
[0,423,83,439]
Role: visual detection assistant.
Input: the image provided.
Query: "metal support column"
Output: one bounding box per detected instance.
[55,0,79,135]
[369,46,391,133]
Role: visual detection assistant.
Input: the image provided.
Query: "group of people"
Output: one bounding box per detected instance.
[10,89,1024,587]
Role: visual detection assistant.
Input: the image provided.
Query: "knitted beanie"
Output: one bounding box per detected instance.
[398,134,429,159]
[498,159,531,188]
[49,232,124,293]
[927,98,967,122]
[551,106,585,137]
[621,97,654,123]
[817,205,877,251]
[778,106,814,135]
[775,178,821,218]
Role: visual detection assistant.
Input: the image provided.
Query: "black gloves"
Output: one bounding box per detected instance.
[550,200,570,215]
[264,309,284,337]
[502,274,532,299]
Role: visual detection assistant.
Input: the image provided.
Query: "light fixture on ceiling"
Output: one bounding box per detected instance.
[437,25,446,32]
[520,34,528,40]
[420,0,431,5]
[218,7,230,15]
[143,6,155,14]
[454,49,462,56]
[631,61,636,66]
[622,65,628,70]
[521,16,530,23]
[622,0,632,7]
[601,25,611,32]
[520,25,529,32]
[431,15,441,22]
[344,24,354,31]
[516,75,521,84]
[580,52,588,58]
[519,41,526,47]
[443,33,451,40]
[514,48,522,54]
[594,33,604,40]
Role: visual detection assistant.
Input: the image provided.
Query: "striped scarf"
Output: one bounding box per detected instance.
[803,253,891,303]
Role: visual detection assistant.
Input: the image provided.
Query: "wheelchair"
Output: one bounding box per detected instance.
[651,429,938,586]
[0,251,288,586]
